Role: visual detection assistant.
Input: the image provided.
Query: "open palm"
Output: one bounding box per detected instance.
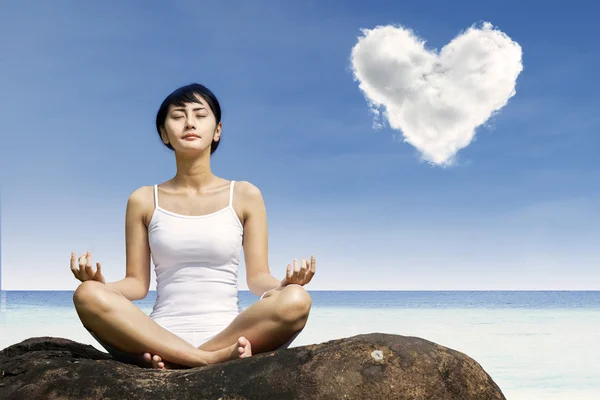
[281,256,316,286]
[70,251,105,284]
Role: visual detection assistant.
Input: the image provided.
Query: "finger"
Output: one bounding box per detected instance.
[299,257,308,280]
[70,252,77,271]
[84,252,94,278]
[70,252,79,277]
[303,258,314,285]
[308,256,317,277]
[95,262,103,281]
[290,259,299,283]
[286,264,292,279]
[78,254,88,279]
[291,258,301,284]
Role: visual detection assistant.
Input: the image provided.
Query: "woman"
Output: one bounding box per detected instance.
[70,83,316,369]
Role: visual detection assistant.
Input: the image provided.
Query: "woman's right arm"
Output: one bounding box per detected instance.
[105,187,152,301]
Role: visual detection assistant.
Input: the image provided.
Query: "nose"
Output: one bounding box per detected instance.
[185,114,196,129]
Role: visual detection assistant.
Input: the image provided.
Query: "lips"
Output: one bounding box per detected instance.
[182,133,200,139]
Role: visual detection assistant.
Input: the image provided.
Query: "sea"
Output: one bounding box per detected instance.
[1,290,599,399]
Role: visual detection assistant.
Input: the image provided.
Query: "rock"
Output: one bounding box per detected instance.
[0,333,506,400]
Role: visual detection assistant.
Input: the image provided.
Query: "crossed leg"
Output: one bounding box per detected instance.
[145,284,312,369]
[73,280,251,368]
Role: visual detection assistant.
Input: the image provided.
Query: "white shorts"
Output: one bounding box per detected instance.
[163,328,220,348]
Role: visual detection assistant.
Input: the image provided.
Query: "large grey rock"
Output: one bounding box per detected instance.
[0,333,506,399]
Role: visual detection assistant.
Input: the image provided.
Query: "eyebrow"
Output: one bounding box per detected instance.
[171,106,206,112]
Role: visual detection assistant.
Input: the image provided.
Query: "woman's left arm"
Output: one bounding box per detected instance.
[241,181,284,297]
[241,181,316,297]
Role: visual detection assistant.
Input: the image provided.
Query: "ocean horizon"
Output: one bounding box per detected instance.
[2,290,599,399]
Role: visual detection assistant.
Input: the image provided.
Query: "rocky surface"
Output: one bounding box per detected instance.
[0,333,506,399]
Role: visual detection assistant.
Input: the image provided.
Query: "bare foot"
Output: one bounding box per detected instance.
[142,336,252,370]
[143,353,161,369]
[235,336,252,359]
[143,353,166,369]
[141,353,180,369]
[206,336,252,365]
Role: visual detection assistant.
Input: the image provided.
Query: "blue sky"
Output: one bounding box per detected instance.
[1,0,599,290]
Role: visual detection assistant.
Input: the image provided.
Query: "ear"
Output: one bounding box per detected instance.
[159,127,170,144]
[213,122,222,142]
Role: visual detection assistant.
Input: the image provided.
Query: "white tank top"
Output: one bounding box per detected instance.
[147,181,244,332]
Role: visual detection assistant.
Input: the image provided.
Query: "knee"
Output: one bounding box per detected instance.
[275,284,312,324]
[73,281,112,314]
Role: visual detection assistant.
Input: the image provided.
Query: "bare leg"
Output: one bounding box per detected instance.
[73,280,250,368]
[144,284,312,369]
[200,284,311,351]
[144,284,311,368]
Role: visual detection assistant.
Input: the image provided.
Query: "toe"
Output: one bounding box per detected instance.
[150,355,163,369]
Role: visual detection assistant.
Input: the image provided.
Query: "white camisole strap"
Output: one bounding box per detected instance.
[229,181,235,208]
[154,184,159,208]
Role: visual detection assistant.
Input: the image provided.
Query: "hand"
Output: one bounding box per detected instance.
[281,255,316,287]
[70,251,105,284]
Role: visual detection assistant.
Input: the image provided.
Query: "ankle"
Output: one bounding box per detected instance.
[195,349,212,366]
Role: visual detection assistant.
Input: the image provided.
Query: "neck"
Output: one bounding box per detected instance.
[172,150,215,189]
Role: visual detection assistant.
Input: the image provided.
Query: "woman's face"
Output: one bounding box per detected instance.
[161,95,221,153]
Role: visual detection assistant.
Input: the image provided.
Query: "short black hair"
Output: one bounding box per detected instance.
[155,83,222,154]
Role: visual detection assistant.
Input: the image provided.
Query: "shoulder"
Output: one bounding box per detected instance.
[126,186,156,223]
[233,181,265,221]
[233,180,263,200]
[128,185,155,206]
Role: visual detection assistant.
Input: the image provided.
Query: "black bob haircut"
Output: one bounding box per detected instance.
[155,83,222,154]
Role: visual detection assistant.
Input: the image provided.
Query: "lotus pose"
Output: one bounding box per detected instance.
[70,83,315,369]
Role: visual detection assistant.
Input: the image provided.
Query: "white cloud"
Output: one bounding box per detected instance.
[350,22,523,166]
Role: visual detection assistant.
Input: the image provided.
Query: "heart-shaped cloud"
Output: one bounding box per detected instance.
[350,22,523,166]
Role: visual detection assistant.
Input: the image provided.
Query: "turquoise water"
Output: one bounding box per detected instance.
[1,290,599,399]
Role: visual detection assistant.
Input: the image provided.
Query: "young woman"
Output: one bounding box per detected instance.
[70,83,316,369]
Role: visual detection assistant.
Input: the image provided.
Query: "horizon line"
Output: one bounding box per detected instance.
[1,289,599,292]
